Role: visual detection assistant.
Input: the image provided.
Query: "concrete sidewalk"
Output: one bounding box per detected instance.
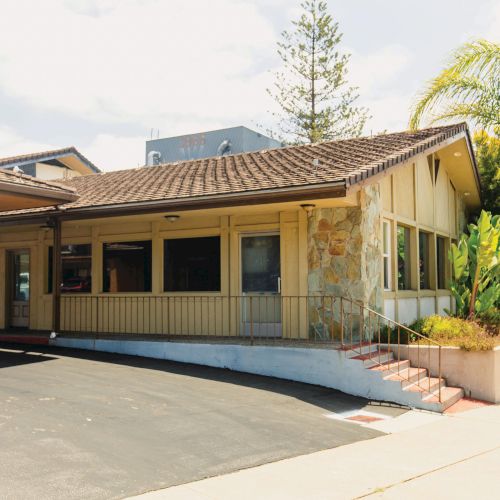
[131,405,500,500]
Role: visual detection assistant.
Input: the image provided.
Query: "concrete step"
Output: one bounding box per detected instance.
[342,342,380,355]
[368,359,410,373]
[385,366,428,384]
[350,350,393,367]
[0,333,49,346]
[403,376,446,393]
[423,386,465,411]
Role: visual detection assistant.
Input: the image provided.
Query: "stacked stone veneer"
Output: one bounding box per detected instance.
[307,185,383,340]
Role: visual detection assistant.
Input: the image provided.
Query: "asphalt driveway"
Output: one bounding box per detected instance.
[0,344,401,499]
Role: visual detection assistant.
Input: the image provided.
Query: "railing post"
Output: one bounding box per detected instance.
[51,217,62,334]
[360,305,364,350]
[321,296,326,341]
[340,297,344,347]
[428,339,431,393]
[439,345,442,403]
[397,326,401,375]
[249,296,254,346]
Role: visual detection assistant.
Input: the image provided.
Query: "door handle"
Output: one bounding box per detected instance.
[277,277,281,294]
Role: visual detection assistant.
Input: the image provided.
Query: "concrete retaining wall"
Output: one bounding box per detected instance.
[397,345,500,403]
[50,337,438,410]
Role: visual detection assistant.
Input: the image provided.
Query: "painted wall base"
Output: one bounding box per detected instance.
[50,336,442,411]
[397,345,500,403]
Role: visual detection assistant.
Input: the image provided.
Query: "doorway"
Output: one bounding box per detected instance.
[7,250,30,328]
[240,234,281,337]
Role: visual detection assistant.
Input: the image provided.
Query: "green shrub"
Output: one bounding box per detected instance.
[477,308,500,335]
[414,315,496,351]
[378,319,424,345]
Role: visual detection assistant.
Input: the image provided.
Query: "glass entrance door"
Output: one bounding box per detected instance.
[241,234,281,337]
[9,250,30,328]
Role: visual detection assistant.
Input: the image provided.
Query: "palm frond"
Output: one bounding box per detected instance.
[409,71,487,129]
[451,40,500,78]
[428,102,497,129]
[409,39,500,130]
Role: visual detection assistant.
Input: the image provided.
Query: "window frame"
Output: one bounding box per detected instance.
[436,236,449,290]
[396,224,412,291]
[418,230,431,290]
[382,220,392,291]
[163,235,222,293]
[47,242,92,294]
[102,239,152,293]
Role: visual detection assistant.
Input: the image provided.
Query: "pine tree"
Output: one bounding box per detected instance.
[267,0,369,144]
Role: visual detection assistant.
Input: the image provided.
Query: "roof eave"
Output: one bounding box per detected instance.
[0,180,78,203]
[0,181,346,225]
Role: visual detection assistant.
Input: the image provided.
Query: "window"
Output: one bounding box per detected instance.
[419,232,431,289]
[103,240,151,292]
[437,236,448,289]
[164,236,221,292]
[48,244,92,293]
[382,221,392,290]
[397,225,411,290]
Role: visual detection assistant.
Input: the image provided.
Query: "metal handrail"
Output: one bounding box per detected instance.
[346,299,443,403]
[59,293,442,402]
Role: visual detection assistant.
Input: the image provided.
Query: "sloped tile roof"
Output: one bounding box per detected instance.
[0,146,101,173]
[0,168,77,197]
[0,123,470,219]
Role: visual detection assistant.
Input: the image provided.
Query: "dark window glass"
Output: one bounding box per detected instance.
[164,237,220,292]
[397,225,411,290]
[241,235,280,293]
[48,244,92,293]
[437,237,447,289]
[419,232,430,289]
[103,241,151,292]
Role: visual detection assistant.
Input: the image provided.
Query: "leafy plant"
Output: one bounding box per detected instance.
[448,210,500,318]
[473,130,500,214]
[414,315,496,351]
[409,39,500,132]
[267,0,369,143]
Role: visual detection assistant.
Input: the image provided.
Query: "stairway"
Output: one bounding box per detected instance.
[345,343,464,412]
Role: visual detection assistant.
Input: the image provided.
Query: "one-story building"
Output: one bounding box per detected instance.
[0,123,482,410]
[0,167,78,327]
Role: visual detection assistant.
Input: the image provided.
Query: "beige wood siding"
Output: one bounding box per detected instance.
[393,163,415,220]
[417,156,434,227]
[0,207,310,337]
[380,149,468,324]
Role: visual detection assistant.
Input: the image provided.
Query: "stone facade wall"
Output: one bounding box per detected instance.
[307,184,383,339]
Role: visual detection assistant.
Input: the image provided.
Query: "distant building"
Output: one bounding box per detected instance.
[0,147,100,180]
[145,126,283,165]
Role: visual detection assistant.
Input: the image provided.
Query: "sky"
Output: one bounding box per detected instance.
[0,0,498,171]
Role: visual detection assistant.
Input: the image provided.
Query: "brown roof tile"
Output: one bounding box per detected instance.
[0,123,470,220]
[0,168,77,197]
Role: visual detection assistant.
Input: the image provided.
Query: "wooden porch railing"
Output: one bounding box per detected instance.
[60,294,442,401]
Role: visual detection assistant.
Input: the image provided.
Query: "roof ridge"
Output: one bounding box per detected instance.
[69,123,467,178]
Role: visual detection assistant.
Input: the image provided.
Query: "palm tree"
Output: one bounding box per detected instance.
[409,40,500,132]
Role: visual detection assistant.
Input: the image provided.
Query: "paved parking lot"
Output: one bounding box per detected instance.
[0,344,402,499]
